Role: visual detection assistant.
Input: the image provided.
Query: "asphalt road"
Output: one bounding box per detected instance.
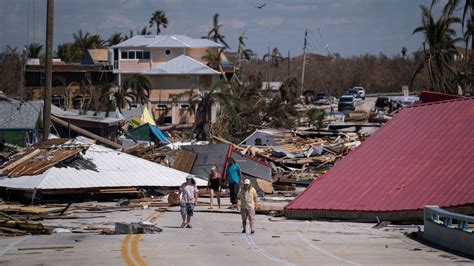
[0,205,471,266]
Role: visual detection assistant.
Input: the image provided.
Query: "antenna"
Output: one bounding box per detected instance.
[317,28,332,57]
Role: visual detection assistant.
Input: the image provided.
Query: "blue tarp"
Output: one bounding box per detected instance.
[149,124,170,144]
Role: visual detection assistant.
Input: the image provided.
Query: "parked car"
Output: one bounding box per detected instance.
[375,96,394,112]
[338,95,356,111]
[346,89,362,99]
[353,86,366,100]
[312,92,330,104]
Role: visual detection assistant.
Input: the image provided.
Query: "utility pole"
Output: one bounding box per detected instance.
[43,0,54,140]
[301,29,308,96]
[19,47,26,101]
[266,44,271,82]
[287,50,290,77]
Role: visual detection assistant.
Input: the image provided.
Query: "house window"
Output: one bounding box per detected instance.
[121,51,128,59]
[164,49,172,56]
[136,51,143,59]
[128,51,135,59]
[143,51,150,59]
[156,104,167,110]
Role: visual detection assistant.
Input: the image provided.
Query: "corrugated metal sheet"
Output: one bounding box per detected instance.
[182,144,272,182]
[285,98,474,213]
[0,143,206,190]
[231,151,272,181]
[183,144,230,179]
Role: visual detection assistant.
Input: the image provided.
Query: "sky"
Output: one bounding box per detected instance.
[0,0,458,58]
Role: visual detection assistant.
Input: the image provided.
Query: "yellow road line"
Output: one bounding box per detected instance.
[131,234,148,266]
[120,234,135,266]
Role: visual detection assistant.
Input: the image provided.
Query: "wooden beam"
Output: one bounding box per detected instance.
[51,116,122,150]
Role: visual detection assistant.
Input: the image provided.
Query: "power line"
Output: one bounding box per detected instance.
[26,0,30,47]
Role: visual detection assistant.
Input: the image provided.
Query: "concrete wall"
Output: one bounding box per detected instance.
[151,48,184,68]
[186,47,217,64]
[423,206,474,257]
[119,60,151,71]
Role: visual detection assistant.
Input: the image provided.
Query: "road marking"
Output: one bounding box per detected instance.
[244,234,294,265]
[297,232,361,266]
[131,234,147,266]
[121,234,135,266]
[0,235,29,257]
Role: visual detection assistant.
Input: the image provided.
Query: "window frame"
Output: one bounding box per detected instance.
[120,50,151,60]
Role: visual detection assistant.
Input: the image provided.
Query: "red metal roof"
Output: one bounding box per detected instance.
[419,91,464,103]
[285,98,474,213]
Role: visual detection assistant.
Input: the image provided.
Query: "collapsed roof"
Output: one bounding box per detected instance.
[0,138,206,192]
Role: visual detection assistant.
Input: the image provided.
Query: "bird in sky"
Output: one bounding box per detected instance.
[256,3,266,9]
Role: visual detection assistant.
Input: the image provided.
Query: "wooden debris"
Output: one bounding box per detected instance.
[18,246,74,251]
[256,179,274,194]
[172,149,197,173]
[167,192,180,206]
[0,204,67,214]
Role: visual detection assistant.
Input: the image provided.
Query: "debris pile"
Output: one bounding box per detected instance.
[230,129,361,190]
[0,138,88,177]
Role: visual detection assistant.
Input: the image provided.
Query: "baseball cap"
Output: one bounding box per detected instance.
[244,179,251,185]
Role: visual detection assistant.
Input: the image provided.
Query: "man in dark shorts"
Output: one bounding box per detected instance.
[179,176,198,228]
[225,158,241,210]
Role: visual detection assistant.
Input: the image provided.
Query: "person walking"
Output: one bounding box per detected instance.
[179,176,198,228]
[239,179,258,234]
[207,165,221,209]
[225,158,241,210]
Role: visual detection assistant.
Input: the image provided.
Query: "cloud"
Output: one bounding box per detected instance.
[99,14,141,30]
[318,17,351,26]
[257,17,285,27]
[224,19,248,29]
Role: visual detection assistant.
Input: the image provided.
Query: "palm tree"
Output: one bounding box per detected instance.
[431,0,473,49]
[411,5,463,93]
[173,78,239,140]
[99,83,137,115]
[73,30,105,53]
[57,43,80,62]
[206,13,229,48]
[138,26,152,36]
[263,47,283,67]
[149,10,168,35]
[122,74,152,105]
[107,33,124,46]
[237,33,254,62]
[124,30,134,40]
[192,80,239,140]
[27,43,43,58]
